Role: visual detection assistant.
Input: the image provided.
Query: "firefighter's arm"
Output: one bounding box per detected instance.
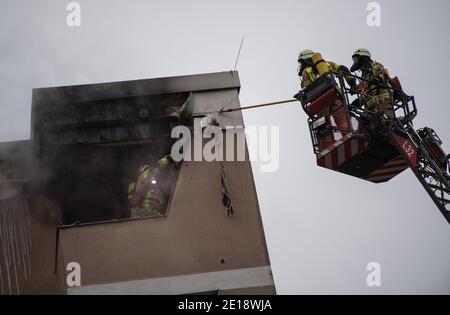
[335,64,357,90]
[369,74,381,85]
[369,75,385,93]
[128,182,136,204]
[328,62,340,72]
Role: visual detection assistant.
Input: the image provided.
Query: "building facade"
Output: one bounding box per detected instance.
[0,71,275,295]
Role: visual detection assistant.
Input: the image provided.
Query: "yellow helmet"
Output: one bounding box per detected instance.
[351,48,373,72]
[158,155,172,168]
[137,164,151,176]
[298,49,314,62]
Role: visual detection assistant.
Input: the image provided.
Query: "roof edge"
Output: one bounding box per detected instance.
[32,71,240,107]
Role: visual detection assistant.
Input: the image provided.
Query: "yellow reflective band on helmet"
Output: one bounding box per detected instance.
[138,164,151,175]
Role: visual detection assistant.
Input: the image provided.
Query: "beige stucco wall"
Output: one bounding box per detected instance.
[58,153,273,293]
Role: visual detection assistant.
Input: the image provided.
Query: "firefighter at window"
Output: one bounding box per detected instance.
[128,155,173,218]
[297,49,356,150]
[350,48,394,120]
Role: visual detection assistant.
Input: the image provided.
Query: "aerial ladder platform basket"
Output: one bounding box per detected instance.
[298,71,450,224]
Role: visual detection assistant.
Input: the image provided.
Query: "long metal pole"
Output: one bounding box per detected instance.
[193,98,298,117]
[220,99,298,113]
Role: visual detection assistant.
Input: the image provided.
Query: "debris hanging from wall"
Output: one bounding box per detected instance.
[219,161,234,216]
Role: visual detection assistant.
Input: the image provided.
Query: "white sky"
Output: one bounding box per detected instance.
[1,0,449,294]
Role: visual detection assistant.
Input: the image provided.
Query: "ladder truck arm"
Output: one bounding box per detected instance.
[389,122,450,224]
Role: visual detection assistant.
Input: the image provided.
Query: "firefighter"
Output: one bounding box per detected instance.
[350,48,394,120]
[297,49,356,150]
[128,155,173,219]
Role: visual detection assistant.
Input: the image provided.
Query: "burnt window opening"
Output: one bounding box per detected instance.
[34,92,192,225]
[48,143,180,225]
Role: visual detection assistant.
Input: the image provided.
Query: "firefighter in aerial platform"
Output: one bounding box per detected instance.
[128,155,173,219]
[296,49,357,150]
[350,48,395,120]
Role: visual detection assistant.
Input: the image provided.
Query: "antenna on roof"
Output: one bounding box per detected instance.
[233,37,245,71]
